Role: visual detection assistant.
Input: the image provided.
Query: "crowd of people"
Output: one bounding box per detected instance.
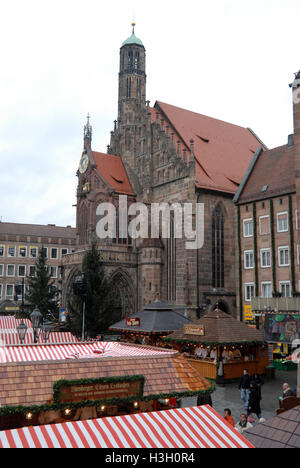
[220,369,297,433]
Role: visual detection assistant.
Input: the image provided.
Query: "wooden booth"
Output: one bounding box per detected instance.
[109,299,192,346]
[0,341,214,431]
[165,308,269,382]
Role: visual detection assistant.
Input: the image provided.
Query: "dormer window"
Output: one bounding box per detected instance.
[128,50,133,69]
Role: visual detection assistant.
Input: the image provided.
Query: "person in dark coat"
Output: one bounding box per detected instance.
[247,382,262,420]
[197,393,213,407]
[250,373,264,401]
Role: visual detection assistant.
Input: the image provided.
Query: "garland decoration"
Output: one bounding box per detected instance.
[270,199,277,294]
[252,203,259,297]
[237,205,243,321]
[288,195,296,294]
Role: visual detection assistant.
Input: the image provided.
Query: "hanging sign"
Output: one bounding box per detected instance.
[184,324,205,336]
[244,305,253,321]
[125,318,140,327]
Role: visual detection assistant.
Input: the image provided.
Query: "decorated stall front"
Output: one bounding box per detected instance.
[164,308,269,382]
[263,313,300,371]
[109,299,192,346]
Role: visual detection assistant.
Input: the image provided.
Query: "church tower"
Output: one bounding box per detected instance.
[109,23,148,184]
[118,22,146,123]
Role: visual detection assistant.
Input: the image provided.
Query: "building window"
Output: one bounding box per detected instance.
[278,246,289,266]
[51,248,58,259]
[42,247,48,258]
[0,284,2,299]
[0,245,4,257]
[261,282,272,298]
[259,216,270,235]
[29,265,36,277]
[8,246,16,257]
[167,214,176,300]
[279,281,291,297]
[243,218,253,237]
[30,246,38,258]
[6,284,14,299]
[296,210,299,230]
[7,265,15,277]
[212,205,224,288]
[128,50,133,68]
[61,248,68,257]
[245,283,255,302]
[260,248,271,268]
[134,51,140,69]
[244,250,254,269]
[18,265,26,277]
[277,212,288,233]
[18,246,27,258]
[50,266,57,278]
[0,265,3,276]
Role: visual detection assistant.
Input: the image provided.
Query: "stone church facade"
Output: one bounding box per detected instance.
[61,25,264,321]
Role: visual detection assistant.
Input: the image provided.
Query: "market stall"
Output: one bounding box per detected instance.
[109,299,192,346]
[164,307,269,382]
[0,341,214,430]
[0,405,253,448]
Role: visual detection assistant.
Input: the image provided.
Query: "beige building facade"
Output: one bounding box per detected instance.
[0,222,76,310]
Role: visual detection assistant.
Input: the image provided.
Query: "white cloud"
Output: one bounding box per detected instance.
[0,0,299,225]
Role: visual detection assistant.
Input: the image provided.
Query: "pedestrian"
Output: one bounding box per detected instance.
[250,373,264,401]
[197,393,213,407]
[238,369,251,410]
[282,382,295,398]
[223,408,235,427]
[235,413,253,434]
[248,382,262,420]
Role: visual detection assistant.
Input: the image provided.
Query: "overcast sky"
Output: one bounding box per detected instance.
[0,0,299,227]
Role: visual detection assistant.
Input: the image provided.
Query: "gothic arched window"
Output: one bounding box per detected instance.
[212,204,224,288]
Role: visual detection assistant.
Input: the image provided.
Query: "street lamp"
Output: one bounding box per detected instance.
[30,308,43,343]
[17,320,28,344]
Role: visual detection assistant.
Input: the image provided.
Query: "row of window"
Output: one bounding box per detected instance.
[0,265,57,278]
[244,281,296,301]
[0,246,70,259]
[244,246,290,269]
[243,211,292,237]
[0,284,59,300]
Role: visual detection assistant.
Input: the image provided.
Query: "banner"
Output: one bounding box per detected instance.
[264,314,300,343]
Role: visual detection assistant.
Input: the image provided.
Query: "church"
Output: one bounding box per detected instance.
[61,23,265,321]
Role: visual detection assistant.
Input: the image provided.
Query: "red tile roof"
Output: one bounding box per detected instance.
[93,152,135,196]
[153,101,265,194]
[235,144,295,204]
[0,353,212,407]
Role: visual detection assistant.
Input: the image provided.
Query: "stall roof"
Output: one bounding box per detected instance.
[165,308,264,345]
[109,299,191,334]
[244,406,300,448]
[0,341,176,364]
[0,405,253,448]
[0,349,212,408]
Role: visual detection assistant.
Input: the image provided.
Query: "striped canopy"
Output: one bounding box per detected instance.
[0,341,175,363]
[0,406,253,448]
[0,316,77,345]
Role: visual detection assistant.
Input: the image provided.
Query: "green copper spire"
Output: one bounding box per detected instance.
[122,21,144,47]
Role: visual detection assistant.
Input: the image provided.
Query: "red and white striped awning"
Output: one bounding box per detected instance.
[0,406,254,448]
[0,341,175,363]
[0,315,77,345]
